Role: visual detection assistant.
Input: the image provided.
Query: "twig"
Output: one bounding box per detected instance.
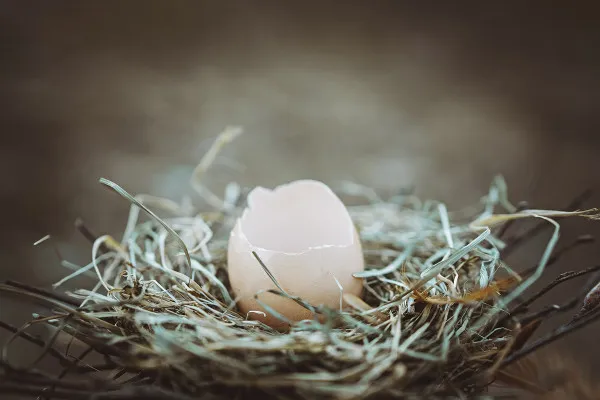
[41,346,96,400]
[501,188,593,257]
[89,386,201,400]
[518,304,562,326]
[501,307,600,367]
[518,235,595,278]
[510,319,542,353]
[75,218,110,254]
[496,264,600,330]
[570,280,600,323]
[1,368,120,391]
[0,320,82,370]
[513,265,600,315]
[517,265,600,328]
[0,383,92,400]
[3,280,79,307]
[498,234,596,313]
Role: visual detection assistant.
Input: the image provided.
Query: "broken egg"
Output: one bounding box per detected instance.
[227,179,364,330]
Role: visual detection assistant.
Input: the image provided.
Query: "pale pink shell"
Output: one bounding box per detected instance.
[227,180,364,330]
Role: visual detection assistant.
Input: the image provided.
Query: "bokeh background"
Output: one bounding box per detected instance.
[1,1,600,395]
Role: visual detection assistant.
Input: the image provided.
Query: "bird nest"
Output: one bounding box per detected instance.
[2,129,600,400]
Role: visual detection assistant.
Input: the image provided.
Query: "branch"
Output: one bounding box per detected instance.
[501,307,600,367]
[501,188,593,258]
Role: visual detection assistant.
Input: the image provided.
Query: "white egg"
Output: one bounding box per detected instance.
[227,179,365,330]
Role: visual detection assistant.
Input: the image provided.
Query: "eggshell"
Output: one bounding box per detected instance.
[227,179,364,330]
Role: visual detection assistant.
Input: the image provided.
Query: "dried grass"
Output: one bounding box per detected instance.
[2,128,600,400]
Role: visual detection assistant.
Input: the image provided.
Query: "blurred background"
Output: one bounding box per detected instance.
[1,0,600,393]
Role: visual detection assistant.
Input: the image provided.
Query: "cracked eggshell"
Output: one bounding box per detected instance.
[227,179,364,330]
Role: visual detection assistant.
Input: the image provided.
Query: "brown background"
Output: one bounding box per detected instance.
[1,0,600,391]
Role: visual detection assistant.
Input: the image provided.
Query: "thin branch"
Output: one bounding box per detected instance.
[42,346,96,400]
[501,188,593,258]
[502,234,595,307]
[515,266,600,330]
[501,307,600,367]
[570,280,600,323]
[2,280,79,307]
[0,320,86,370]
[75,218,110,254]
[518,304,562,326]
[2,367,120,391]
[519,234,595,278]
[0,383,90,400]
[89,386,201,400]
[515,265,600,314]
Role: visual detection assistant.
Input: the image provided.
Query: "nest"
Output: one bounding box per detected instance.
[2,129,600,400]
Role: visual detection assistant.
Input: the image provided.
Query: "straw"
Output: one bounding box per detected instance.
[2,129,600,400]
